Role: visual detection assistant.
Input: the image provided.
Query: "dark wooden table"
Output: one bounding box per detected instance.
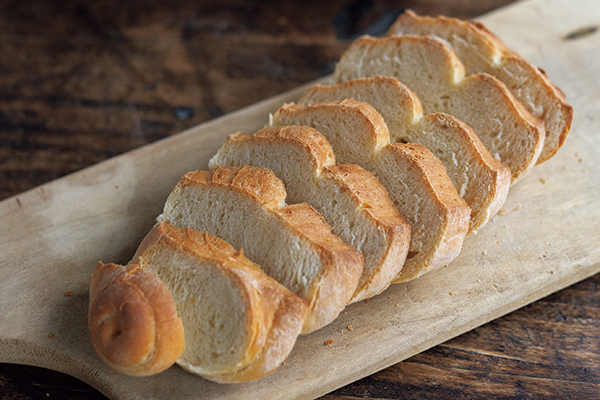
[1,1,598,399]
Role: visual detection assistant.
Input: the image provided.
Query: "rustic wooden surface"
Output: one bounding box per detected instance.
[0,0,599,399]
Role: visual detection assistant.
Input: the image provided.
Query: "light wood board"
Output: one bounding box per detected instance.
[1,0,599,398]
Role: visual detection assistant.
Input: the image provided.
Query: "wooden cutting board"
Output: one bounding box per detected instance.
[1,0,598,398]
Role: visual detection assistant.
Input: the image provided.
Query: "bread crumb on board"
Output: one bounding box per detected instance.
[64,290,72,296]
[498,209,507,215]
[324,339,334,347]
[48,333,55,339]
[347,325,353,331]
[540,177,547,184]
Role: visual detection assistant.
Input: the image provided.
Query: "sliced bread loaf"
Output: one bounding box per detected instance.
[88,261,185,377]
[332,35,545,183]
[209,125,411,302]
[270,100,470,282]
[157,165,364,333]
[129,222,307,383]
[387,10,572,164]
[299,76,511,233]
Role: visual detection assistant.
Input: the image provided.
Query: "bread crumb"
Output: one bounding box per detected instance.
[551,271,555,274]
[338,329,343,333]
[498,209,507,215]
[579,158,583,163]
[324,339,334,347]
[540,177,547,184]
[482,250,487,255]
[48,334,55,339]
[64,291,72,296]
[395,303,399,307]
[347,325,353,331]
[449,292,454,295]
[388,296,392,299]
[365,299,369,304]
[543,254,547,258]
[514,205,522,211]
[115,185,119,189]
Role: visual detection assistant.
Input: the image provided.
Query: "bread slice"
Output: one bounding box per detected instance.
[88,261,185,377]
[387,10,573,164]
[209,125,411,302]
[299,76,511,234]
[332,35,545,183]
[157,165,363,333]
[270,100,470,282]
[129,222,307,383]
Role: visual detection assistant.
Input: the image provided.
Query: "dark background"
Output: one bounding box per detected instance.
[1,1,599,399]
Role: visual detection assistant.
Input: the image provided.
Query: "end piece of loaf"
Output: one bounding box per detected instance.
[158,165,364,333]
[130,222,307,383]
[332,35,545,183]
[88,261,185,377]
[271,100,470,282]
[299,76,511,233]
[209,125,411,302]
[387,10,572,164]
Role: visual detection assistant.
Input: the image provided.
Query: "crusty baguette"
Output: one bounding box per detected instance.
[209,125,411,302]
[270,100,470,282]
[299,76,511,233]
[332,35,545,183]
[387,10,572,164]
[129,222,307,383]
[88,261,185,377]
[157,165,364,333]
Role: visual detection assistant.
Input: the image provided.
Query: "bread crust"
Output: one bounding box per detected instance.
[384,143,470,282]
[271,99,470,281]
[131,223,307,382]
[210,125,410,302]
[160,165,364,333]
[332,35,545,183]
[299,75,511,233]
[388,10,573,163]
[88,261,185,377]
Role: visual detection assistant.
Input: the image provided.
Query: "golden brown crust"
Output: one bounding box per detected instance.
[419,112,511,231]
[166,165,363,334]
[384,144,471,282]
[269,99,470,282]
[323,164,411,299]
[132,223,308,382]
[333,35,545,183]
[88,262,185,377]
[299,75,511,233]
[275,202,363,332]
[211,126,410,302]
[388,9,572,163]
[181,166,286,210]
[253,125,336,169]
[275,100,391,155]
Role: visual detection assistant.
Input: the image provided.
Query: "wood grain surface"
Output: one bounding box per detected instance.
[1,0,599,399]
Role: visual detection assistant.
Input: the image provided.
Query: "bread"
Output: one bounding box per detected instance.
[332,35,545,183]
[387,10,573,164]
[299,76,510,234]
[88,261,185,377]
[157,165,364,333]
[270,100,470,282]
[129,222,307,383]
[209,125,411,302]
